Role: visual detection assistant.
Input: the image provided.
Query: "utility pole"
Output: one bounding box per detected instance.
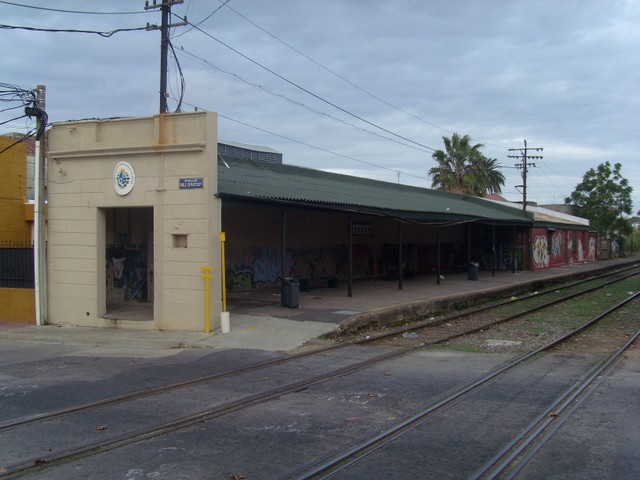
[26,85,47,326]
[144,1,186,114]
[508,139,543,214]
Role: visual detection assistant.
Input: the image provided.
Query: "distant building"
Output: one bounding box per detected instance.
[540,204,581,217]
[218,140,282,164]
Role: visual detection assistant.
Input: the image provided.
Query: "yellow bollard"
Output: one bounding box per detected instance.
[201,266,212,334]
[219,232,227,312]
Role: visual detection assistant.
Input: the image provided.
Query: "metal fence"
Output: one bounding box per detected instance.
[0,240,34,288]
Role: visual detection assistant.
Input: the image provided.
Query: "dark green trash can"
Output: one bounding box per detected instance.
[282,277,300,308]
[468,262,479,281]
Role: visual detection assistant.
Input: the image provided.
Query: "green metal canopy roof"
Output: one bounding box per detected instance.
[217,156,532,225]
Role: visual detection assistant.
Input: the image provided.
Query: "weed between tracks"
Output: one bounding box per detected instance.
[441,278,640,354]
[352,276,640,354]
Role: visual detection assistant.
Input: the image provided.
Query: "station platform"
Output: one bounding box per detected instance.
[1,257,637,356]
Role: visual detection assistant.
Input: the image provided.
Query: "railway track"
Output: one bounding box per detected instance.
[1,265,638,478]
[280,291,640,479]
[3,264,636,434]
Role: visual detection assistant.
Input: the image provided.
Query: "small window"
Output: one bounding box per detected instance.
[172,234,188,248]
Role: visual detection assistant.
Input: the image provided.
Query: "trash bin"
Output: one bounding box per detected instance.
[282,277,300,308]
[468,262,479,281]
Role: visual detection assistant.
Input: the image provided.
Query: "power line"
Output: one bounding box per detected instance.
[0,0,149,15]
[508,139,543,213]
[177,47,432,155]
[172,0,231,39]
[179,16,437,153]
[175,98,429,183]
[0,23,151,37]
[217,2,506,150]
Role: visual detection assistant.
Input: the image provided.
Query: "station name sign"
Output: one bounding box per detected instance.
[352,223,373,236]
[179,177,204,189]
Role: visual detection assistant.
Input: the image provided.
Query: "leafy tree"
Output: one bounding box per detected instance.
[429,133,505,196]
[565,161,633,258]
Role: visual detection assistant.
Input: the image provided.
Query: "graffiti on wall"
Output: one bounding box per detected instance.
[228,246,282,291]
[577,237,584,262]
[228,245,349,291]
[547,231,565,267]
[588,235,597,261]
[106,244,148,301]
[550,232,563,259]
[531,233,549,269]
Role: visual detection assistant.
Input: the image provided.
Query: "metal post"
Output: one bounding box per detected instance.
[219,232,227,311]
[201,266,212,333]
[397,221,403,290]
[281,209,287,306]
[512,226,517,273]
[492,224,496,277]
[466,222,472,269]
[348,214,353,297]
[436,226,441,285]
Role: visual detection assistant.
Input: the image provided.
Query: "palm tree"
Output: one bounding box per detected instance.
[471,156,505,196]
[428,133,505,196]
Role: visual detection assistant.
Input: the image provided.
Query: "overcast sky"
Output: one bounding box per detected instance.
[2,0,639,213]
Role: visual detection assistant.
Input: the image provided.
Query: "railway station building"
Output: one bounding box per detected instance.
[45,112,596,332]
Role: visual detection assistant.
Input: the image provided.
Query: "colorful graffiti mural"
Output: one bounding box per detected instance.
[227,245,349,291]
[531,233,549,269]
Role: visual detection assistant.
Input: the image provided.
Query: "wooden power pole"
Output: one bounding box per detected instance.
[144,1,186,113]
[508,139,543,213]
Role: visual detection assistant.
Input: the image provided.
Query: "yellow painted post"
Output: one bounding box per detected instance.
[201,266,212,334]
[219,232,227,311]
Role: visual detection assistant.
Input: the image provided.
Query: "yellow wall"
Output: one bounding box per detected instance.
[0,137,30,241]
[0,288,35,323]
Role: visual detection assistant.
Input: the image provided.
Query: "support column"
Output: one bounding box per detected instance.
[280,209,287,306]
[512,225,517,274]
[436,225,442,285]
[466,223,472,266]
[492,224,496,277]
[348,214,353,297]
[398,221,403,290]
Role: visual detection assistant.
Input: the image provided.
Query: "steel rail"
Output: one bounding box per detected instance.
[1,269,638,477]
[471,326,640,479]
[278,291,640,480]
[2,264,635,433]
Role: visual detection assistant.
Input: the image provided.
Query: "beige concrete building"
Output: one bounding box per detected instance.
[47,112,222,332]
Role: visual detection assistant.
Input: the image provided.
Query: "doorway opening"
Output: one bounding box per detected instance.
[103,207,154,321]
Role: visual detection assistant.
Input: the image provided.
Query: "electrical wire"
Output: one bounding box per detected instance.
[168,40,185,113]
[0,114,28,127]
[217,1,506,150]
[0,1,149,15]
[177,47,432,155]
[0,23,150,37]
[174,97,429,182]
[0,129,35,156]
[178,16,437,153]
[0,83,45,157]
[0,103,28,114]
[172,0,231,39]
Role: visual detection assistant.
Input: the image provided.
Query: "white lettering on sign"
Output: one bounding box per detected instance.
[179,177,204,189]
